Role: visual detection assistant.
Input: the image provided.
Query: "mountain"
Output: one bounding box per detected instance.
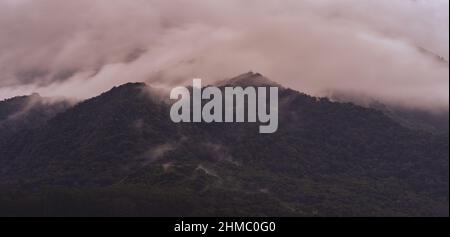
[328,91,449,134]
[0,73,448,217]
[0,93,71,144]
[217,71,282,87]
[372,103,449,134]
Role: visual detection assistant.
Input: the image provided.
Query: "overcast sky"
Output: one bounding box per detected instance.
[0,0,448,111]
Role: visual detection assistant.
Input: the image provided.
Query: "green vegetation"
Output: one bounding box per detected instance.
[0,82,448,216]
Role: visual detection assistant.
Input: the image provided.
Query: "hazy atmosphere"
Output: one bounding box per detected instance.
[0,0,448,110]
[0,0,449,219]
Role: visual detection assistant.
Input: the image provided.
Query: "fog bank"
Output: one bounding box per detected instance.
[0,0,448,111]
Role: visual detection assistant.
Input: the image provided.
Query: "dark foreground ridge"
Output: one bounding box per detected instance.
[0,73,448,217]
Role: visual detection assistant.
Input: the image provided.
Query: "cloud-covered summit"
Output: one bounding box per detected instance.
[0,0,448,111]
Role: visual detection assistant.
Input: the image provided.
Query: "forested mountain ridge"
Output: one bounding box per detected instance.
[0,93,71,145]
[0,73,448,217]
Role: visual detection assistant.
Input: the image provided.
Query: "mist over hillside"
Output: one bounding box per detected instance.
[0,73,448,217]
[0,0,448,218]
[0,0,448,111]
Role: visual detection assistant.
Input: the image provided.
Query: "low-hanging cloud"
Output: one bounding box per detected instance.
[0,0,448,111]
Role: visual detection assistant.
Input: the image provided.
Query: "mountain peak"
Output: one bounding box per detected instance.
[217,72,281,87]
[114,82,147,89]
[1,93,41,104]
[103,82,148,97]
[29,92,41,98]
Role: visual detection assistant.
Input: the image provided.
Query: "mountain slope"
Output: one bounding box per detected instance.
[0,74,448,217]
[328,91,449,134]
[0,93,71,144]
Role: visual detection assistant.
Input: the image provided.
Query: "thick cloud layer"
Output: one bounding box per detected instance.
[0,0,448,111]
